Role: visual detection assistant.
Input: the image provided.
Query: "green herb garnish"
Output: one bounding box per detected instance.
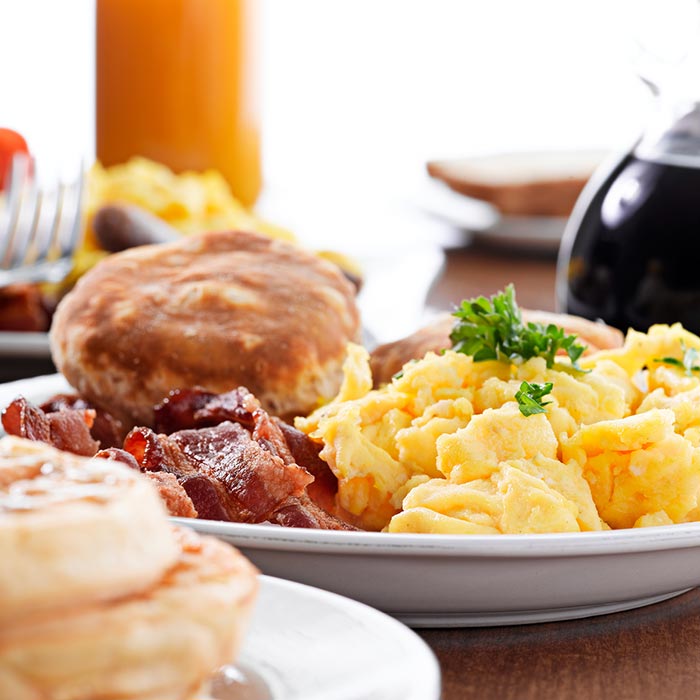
[653,342,700,377]
[449,284,587,371]
[515,381,553,416]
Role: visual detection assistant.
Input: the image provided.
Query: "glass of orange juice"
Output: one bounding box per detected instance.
[96,0,261,206]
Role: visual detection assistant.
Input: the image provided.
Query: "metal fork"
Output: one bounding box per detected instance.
[0,155,84,287]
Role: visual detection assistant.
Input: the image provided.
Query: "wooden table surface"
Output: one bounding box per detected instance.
[422,242,699,700]
[2,239,699,700]
[426,243,559,314]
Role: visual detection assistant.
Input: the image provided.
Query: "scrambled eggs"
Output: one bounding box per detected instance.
[86,157,294,249]
[53,157,295,294]
[296,324,700,534]
[65,157,361,290]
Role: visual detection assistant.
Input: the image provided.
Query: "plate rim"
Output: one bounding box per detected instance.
[173,517,700,558]
[0,331,51,358]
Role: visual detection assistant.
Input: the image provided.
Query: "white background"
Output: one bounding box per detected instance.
[0,0,657,190]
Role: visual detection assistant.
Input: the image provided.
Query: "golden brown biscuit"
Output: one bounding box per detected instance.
[0,436,179,622]
[50,230,361,426]
[370,309,624,386]
[0,526,259,700]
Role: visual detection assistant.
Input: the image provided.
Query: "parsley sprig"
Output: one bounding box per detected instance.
[449,285,587,372]
[515,381,553,416]
[653,342,700,377]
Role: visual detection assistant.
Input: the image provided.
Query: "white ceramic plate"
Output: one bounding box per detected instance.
[0,331,51,358]
[4,374,700,628]
[179,519,700,628]
[209,575,440,700]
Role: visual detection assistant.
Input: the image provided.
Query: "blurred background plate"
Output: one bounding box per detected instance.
[0,331,50,357]
[419,149,610,254]
[418,182,568,254]
[0,332,54,383]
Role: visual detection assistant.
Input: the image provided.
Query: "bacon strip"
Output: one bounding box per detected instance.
[1,397,99,457]
[153,387,256,434]
[41,394,125,449]
[152,386,345,519]
[2,388,358,530]
[123,421,355,529]
[95,446,198,518]
[124,422,311,522]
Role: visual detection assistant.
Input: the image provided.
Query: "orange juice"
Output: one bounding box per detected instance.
[96,0,261,206]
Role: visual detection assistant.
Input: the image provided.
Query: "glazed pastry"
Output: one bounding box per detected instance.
[0,436,179,621]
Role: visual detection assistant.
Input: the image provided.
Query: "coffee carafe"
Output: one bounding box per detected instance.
[557,6,700,334]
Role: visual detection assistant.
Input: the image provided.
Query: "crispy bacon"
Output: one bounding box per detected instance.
[1,396,99,456]
[153,387,257,434]
[123,421,355,529]
[41,394,125,448]
[124,425,253,521]
[142,471,199,518]
[152,386,345,519]
[124,422,311,521]
[94,446,198,518]
[94,446,141,470]
[275,420,340,515]
[273,495,358,530]
[2,387,358,530]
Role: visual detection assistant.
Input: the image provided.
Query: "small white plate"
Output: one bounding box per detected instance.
[4,374,700,628]
[210,575,440,700]
[417,178,567,254]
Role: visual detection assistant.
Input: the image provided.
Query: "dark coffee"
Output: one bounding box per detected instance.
[557,151,700,334]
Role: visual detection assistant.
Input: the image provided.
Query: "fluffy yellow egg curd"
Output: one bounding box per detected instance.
[296,323,700,534]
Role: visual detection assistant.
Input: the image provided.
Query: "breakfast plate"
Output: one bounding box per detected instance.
[210,575,441,700]
[5,373,700,629]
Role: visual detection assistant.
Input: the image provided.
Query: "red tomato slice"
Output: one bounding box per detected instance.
[0,128,30,191]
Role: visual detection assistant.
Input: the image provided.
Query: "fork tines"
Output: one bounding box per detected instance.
[0,155,84,287]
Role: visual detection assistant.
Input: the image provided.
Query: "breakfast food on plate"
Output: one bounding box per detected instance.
[2,270,700,534]
[85,157,293,249]
[2,386,356,530]
[50,229,361,426]
[297,286,700,533]
[0,436,258,700]
[369,308,625,386]
[427,150,604,217]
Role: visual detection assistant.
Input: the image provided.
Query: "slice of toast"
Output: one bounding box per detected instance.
[427,150,606,217]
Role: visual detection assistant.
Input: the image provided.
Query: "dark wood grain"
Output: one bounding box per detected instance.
[427,244,558,313]
[419,588,700,700]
